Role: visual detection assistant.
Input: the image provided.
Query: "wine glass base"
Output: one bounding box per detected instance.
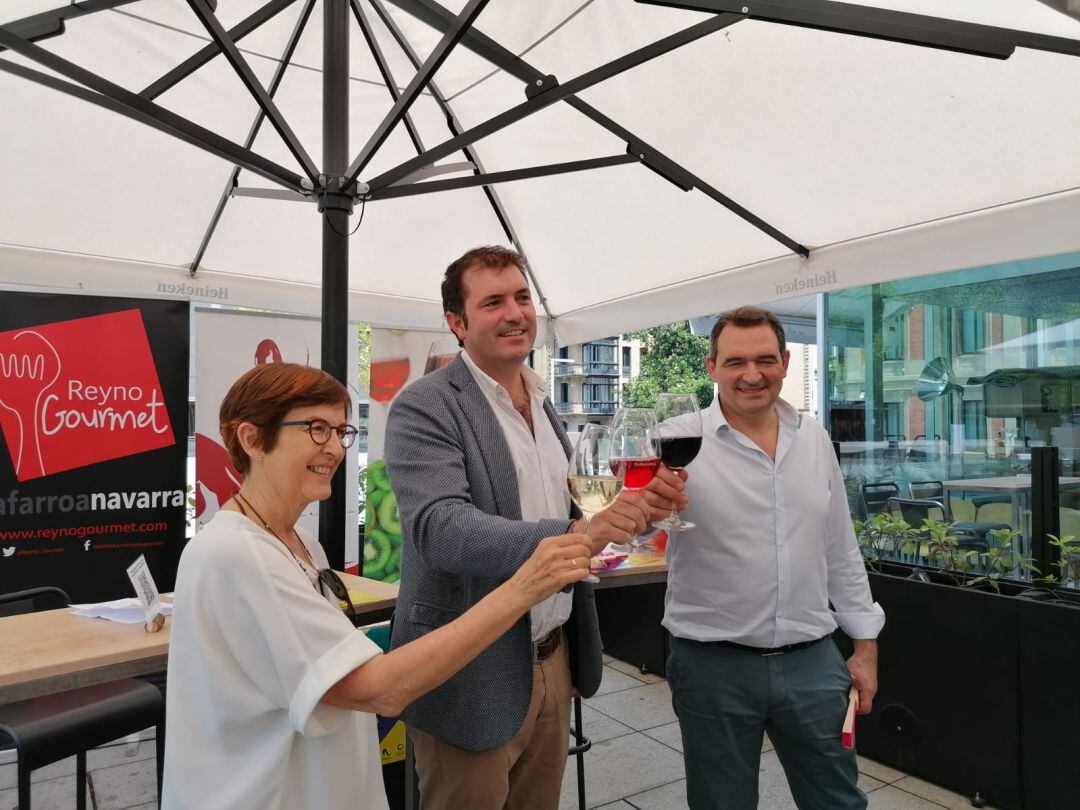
[654,517,695,531]
[583,572,600,584]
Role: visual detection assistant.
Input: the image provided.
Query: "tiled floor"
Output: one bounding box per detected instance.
[1,658,993,809]
[558,655,995,810]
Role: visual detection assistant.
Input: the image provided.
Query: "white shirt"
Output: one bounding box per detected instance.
[462,350,573,642]
[163,510,387,810]
[664,398,884,648]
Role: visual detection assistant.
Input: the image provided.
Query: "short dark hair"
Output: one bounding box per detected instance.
[708,306,787,361]
[441,246,529,343]
[219,363,351,475]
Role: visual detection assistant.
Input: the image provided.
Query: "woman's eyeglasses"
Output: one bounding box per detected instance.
[281,418,360,449]
[317,568,358,623]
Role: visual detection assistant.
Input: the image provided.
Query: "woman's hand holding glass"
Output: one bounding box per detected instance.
[508,533,594,603]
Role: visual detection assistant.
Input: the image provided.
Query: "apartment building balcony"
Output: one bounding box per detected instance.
[553,362,620,377]
[554,400,618,415]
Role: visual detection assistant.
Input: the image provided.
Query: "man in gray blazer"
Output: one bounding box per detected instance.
[386,245,685,809]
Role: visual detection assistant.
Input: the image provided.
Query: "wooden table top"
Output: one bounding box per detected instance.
[0,559,671,704]
[593,557,668,589]
[0,572,397,705]
[942,476,1080,492]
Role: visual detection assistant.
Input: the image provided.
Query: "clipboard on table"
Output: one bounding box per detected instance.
[841,685,859,749]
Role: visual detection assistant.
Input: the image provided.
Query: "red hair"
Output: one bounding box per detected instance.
[219,363,351,474]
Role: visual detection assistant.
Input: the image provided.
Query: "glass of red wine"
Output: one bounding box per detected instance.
[653,393,702,531]
[370,329,411,406]
[424,337,459,375]
[610,407,661,550]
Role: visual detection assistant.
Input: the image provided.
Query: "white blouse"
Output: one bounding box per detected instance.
[162,510,388,810]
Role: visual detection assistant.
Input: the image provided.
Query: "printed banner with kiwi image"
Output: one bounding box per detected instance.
[363,329,459,582]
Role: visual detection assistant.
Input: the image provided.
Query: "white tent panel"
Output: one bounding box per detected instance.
[579,22,1080,246]
[0,74,241,267]
[0,242,448,331]
[2,0,1080,344]
[202,184,505,295]
[487,163,789,314]
[854,0,1080,34]
[554,186,1080,344]
[424,0,712,100]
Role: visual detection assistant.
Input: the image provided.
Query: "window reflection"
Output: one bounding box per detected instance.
[826,256,1080,585]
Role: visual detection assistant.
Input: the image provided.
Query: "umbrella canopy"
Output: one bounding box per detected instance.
[2,0,1080,346]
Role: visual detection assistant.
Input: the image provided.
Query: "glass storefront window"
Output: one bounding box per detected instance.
[825,252,1080,584]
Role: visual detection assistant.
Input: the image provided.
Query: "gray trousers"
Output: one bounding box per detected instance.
[667,635,866,810]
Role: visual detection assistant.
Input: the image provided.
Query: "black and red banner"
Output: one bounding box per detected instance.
[0,292,188,602]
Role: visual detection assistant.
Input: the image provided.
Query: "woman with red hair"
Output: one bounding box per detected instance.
[162,363,590,810]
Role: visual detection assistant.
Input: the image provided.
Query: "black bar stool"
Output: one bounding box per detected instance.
[0,587,165,810]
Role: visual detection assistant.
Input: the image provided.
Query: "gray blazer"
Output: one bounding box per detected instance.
[384,354,603,751]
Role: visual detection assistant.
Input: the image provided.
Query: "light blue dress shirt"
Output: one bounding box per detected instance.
[663,397,884,648]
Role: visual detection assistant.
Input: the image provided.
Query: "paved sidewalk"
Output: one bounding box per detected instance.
[1,656,991,809]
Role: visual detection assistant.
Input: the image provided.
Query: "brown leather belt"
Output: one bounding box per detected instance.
[534,628,561,663]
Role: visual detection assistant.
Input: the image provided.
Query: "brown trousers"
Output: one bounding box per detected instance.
[410,632,572,810]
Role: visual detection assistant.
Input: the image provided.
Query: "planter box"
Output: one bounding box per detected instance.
[848,570,1022,809]
[849,569,1080,809]
[1017,597,1080,808]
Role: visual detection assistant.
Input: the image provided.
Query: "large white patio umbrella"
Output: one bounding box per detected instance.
[2,0,1080,562]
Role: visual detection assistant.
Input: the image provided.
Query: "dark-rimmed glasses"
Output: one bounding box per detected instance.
[281,418,359,449]
[317,568,358,624]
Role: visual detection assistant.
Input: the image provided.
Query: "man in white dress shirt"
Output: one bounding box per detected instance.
[665,306,884,810]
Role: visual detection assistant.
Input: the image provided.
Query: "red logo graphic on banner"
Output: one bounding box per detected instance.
[0,309,174,481]
[254,339,283,366]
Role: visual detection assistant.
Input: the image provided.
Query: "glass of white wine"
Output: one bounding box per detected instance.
[567,424,624,583]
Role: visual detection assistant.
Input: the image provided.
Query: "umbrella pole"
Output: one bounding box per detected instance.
[319,0,352,570]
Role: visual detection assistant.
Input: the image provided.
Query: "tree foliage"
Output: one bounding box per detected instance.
[620,322,715,410]
[357,322,371,393]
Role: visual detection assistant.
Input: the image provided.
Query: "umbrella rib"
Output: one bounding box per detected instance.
[0,0,140,52]
[345,0,492,183]
[185,0,320,185]
[638,0,1080,59]
[141,0,300,101]
[366,0,556,320]
[365,16,737,192]
[190,0,318,276]
[369,154,641,199]
[380,0,808,256]
[0,30,306,194]
[349,0,426,155]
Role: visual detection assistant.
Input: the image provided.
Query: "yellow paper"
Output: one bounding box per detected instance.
[346,589,384,605]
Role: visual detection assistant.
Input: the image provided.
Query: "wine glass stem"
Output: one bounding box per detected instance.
[668,467,684,521]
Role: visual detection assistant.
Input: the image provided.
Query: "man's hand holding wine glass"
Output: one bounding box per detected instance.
[570,490,650,556]
[570,469,687,555]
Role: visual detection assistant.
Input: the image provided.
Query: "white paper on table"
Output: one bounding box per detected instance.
[70,597,174,625]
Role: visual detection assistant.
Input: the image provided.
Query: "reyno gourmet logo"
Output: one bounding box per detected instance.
[0,309,174,482]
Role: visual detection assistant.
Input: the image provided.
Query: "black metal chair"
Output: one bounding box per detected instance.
[907,481,1007,543]
[886,498,992,568]
[0,587,165,810]
[860,481,900,518]
[909,480,946,503]
[889,496,947,526]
